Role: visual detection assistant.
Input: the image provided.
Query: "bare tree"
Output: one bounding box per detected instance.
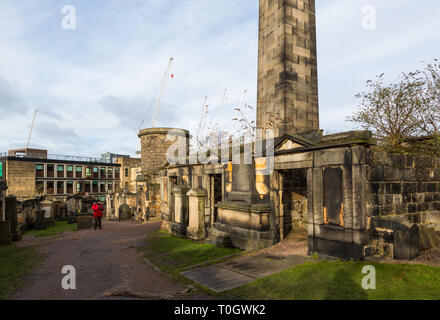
[349,60,440,153]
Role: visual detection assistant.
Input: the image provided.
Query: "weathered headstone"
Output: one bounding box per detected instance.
[118,204,131,221]
[5,196,22,242]
[394,224,419,260]
[77,215,93,230]
[419,224,440,250]
[0,220,11,246]
[34,210,47,230]
[41,200,55,227]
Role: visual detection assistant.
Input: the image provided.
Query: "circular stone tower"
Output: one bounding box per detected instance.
[138,127,190,175]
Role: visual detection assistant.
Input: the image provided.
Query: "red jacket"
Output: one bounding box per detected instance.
[92,203,104,218]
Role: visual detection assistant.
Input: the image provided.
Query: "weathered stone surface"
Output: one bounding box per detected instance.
[186,189,206,241]
[393,225,419,260]
[77,215,93,230]
[257,0,319,136]
[0,220,11,246]
[5,196,21,241]
[418,224,440,250]
[118,204,131,221]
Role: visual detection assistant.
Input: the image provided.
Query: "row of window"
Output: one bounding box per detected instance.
[36,181,114,195]
[36,164,120,179]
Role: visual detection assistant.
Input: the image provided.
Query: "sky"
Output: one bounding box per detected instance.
[0,0,439,157]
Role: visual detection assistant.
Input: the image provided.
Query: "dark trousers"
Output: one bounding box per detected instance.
[94,216,102,230]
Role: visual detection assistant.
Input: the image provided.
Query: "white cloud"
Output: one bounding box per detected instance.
[0,0,438,156]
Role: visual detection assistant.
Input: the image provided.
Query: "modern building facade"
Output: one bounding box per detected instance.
[0,149,121,201]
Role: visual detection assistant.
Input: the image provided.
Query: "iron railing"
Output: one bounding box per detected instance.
[0,152,113,163]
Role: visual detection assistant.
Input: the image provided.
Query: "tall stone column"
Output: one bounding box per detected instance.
[257,0,319,137]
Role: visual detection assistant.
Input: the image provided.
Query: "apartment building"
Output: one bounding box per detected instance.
[0,149,121,201]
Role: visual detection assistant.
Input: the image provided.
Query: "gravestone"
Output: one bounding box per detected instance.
[0,221,11,246]
[5,196,22,242]
[41,200,55,227]
[34,210,47,230]
[77,215,93,230]
[394,224,419,260]
[118,204,131,221]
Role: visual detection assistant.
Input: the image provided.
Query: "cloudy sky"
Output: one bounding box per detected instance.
[0,0,439,157]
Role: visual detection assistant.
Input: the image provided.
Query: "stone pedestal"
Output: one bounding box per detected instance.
[171,186,189,236]
[209,202,273,251]
[186,189,206,240]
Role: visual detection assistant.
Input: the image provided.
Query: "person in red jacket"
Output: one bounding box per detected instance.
[92,201,104,230]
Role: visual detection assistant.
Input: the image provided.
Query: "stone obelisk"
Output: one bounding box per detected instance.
[257,0,319,137]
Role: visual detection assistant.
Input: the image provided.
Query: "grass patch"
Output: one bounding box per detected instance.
[143,231,241,287]
[226,260,440,300]
[25,221,77,238]
[0,245,41,299]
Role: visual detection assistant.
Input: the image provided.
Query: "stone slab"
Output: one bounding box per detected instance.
[221,255,308,279]
[181,266,255,293]
[181,255,310,293]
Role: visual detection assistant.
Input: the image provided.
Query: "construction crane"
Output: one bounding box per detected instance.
[139,57,174,131]
[151,57,174,128]
[26,109,38,149]
[195,96,209,149]
[207,88,228,136]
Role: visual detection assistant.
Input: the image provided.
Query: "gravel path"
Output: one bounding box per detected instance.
[12,220,190,300]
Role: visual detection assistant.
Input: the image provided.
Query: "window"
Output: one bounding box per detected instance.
[57,181,64,194]
[125,168,129,177]
[67,165,74,178]
[115,168,120,179]
[100,168,106,179]
[36,181,44,194]
[93,167,99,178]
[76,166,83,178]
[47,164,54,178]
[36,164,44,178]
[100,182,106,193]
[108,183,113,191]
[57,165,65,178]
[67,181,73,194]
[93,181,99,193]
[76,182,82,193]
[86,168,92,177]
[47,181,54,195]
[108,168,113,179]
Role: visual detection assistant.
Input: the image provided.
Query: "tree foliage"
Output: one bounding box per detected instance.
[349,60,440,154]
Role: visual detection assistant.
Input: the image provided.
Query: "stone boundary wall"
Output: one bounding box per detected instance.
[366,150,440,259]
[367,151,440,218]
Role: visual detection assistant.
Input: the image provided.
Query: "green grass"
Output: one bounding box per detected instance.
[143,231,241,279]
[226,260,440,300]
[0,245,41,299]
[25,221,77,238]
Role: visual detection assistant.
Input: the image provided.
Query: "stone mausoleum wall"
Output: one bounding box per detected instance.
[366,149,440,259]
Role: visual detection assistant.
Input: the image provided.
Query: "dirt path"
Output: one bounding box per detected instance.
[12,220,190,300]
